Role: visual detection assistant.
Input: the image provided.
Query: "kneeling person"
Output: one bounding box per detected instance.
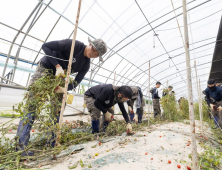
[84,84,133,134]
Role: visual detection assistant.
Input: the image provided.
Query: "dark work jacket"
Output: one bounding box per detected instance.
[205,86,222,106]
[152,87,160,99]
[41,39,90,90]
[85,84,130,123]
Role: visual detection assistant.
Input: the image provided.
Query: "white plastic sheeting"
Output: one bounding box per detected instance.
[0,0,221,100]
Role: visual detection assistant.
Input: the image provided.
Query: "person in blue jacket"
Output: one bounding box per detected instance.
[205,79,222,128]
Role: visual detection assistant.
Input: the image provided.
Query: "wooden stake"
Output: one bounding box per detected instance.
[147,60,150,127]
[182,0,198,169]
[194,61,203,135]
[199,79,203,135]
[57,0,82,145]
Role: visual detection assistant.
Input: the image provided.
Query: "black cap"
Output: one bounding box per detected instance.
[207,79,215,85]
[168,86,173,89]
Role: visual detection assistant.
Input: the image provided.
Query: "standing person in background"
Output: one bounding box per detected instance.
[162,86,173,97]
[152,82,161,118]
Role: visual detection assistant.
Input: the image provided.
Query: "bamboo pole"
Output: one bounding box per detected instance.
[199,79,203,135]
[147,61,150,127]
[57,0,82,144]
[194,61,203,135]
[113,71,116,113]
[182,0,198,169]
[113,71,116,86]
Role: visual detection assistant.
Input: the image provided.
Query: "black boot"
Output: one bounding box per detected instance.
[92,119,100,134]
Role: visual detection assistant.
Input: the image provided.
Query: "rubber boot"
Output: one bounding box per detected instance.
[138,114,143,124]
[100,115,110,133]
[92,119,100,134]
[154,113,158,118]
[129,112,135,122]
[16,112,35,156]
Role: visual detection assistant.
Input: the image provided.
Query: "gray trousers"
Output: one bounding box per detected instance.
[153,99,161,116]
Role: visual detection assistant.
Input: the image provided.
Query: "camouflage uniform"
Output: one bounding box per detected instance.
[16,62,63,152]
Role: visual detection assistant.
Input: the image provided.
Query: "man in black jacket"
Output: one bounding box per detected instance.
[16,37,107,156]
[152,81,161,118]
[84,85,133,134]
[205,79,222,128]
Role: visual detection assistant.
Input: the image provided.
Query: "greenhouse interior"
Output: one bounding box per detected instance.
[0,0,222,169]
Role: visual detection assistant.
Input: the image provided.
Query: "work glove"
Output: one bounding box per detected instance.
[134,114,138,124]
[105,112,113,122]
[210,104,215,111]
[217,106,222,112]
[128,106,134,113]
[55,86,65,93]
[56,66,64,77]
[126,123,132,134]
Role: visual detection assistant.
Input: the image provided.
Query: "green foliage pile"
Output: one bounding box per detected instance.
[178,98,189,119]
[0,71,90,169]
[194,100,210,122]
[199,144,222,170]
[160,89,178,121]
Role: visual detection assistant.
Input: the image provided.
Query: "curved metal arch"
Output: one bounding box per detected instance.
[141,62,211,91]
[92,0,211,72]
[122,36,216,83]
[12,3,44,82]
[1,0,43,85]
[99,0,197,62]
[87,0,212,86]
[126,40,218,87]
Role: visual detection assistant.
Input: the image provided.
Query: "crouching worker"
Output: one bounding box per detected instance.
[205,79,222,128]
[127,86,145,124]
[84,84,133,134]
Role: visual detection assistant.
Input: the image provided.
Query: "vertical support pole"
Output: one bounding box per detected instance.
[113,71,116,86]
[0,0,43,88]
[194,61,203,135]
[57,0,82,144]
[147,60,150,127]
[182,0,198,169]
[113,71,116,113]
[199,79,203,135]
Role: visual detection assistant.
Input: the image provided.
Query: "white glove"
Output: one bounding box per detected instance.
[56,66,64,77]
[218,106,222,112]
[210,104,214,111]
[126,123,132,134]
[128,106,133,113]
[105,112,113,122]
[134,114,138,124]
[55,86,65,93]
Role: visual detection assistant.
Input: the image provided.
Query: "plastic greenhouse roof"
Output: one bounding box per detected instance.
[0,0,221,101]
